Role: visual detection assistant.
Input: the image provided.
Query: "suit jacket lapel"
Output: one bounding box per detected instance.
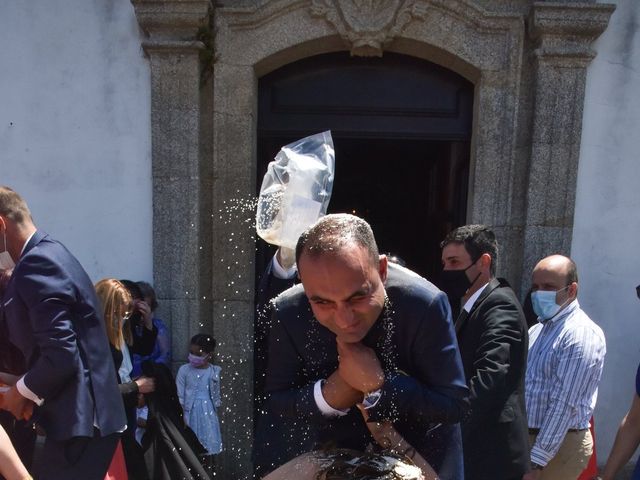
[456,278,500,334]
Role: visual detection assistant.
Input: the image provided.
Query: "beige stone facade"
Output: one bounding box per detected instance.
[130,1,614,477]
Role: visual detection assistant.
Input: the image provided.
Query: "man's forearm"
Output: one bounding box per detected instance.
[601,410,640,479]
[368,372,467,424]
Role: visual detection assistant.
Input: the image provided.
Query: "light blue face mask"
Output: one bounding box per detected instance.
[531,286,570,322]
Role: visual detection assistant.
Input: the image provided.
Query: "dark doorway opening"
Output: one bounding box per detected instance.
[256,51,474,281]
[257,135,469,280]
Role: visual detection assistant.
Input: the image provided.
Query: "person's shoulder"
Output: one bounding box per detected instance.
[23,233,75,263]
[568,306,606,340]
[16,233,86,284]
[385,263,443,303]
[481,280,524,313]
[273,283,308,313]
[153,317,169,331]
[491,278,519,297]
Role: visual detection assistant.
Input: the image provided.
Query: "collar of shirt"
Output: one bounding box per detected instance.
[543,298,580,325]
[462,282,489,313]
[271,254,297,279]
[19,230,37,257]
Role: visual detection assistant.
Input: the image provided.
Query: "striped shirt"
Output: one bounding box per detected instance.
[525,300,606,466]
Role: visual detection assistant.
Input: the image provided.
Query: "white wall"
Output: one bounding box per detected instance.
[0,0,152,283]
[573,0,640,461]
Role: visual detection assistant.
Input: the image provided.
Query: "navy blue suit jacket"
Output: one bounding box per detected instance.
[1,231,126,441]
[264,263,468,479]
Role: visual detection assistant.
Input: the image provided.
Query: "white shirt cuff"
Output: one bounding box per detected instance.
[313,380,349,417]
[16,376,44,406]
[272,255,297,279]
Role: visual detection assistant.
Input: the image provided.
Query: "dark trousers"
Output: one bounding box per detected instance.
[37,430,120,480]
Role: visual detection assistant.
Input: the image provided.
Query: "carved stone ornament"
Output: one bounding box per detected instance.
[310,0,427,57]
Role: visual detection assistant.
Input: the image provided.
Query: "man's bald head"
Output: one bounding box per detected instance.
[532,254,579,305]
[534,255,578,285]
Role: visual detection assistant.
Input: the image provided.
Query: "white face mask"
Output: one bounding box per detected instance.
[0,229,14,270]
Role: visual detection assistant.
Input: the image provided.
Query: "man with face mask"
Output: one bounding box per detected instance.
[522,254,606,480]
[440,225,530,480]
[0,186,126,479]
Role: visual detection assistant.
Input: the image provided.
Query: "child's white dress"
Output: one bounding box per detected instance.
[176,363,222,455]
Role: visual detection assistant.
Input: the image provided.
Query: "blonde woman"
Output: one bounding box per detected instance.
[95,278,156,479]
[95,279,156,395]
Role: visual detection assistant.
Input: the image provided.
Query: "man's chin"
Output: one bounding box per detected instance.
[336,332,365,343]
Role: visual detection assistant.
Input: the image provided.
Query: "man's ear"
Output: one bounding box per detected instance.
[378,255,388,283]
[479,253,492,274]
[568,281,578,299]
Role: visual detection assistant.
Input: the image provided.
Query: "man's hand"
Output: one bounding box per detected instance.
[357,403,402,449]
[0,385,34,421]
[337,340,384,393]
[321,370,362,410]
[276,247,296,270]
[135,376,156,394]
[522,469,542,480]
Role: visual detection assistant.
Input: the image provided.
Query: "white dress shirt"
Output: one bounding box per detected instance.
[462,282,489,313]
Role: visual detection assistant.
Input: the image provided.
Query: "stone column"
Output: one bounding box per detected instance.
[130,0,213,382]
[521,2,614,290]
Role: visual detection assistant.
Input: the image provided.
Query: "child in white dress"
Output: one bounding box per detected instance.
[176,334,222,470]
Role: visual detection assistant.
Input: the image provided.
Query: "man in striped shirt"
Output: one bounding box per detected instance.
[523,255,606,480]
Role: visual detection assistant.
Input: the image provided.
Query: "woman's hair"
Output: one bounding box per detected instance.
[95,278,133,349]
[119,279,143,300]
[190,333,216,354]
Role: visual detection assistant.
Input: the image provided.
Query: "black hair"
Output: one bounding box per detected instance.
[119,279,143,300]
[441,224,498,277]
[190,333,216,354]
[295,213,379,266]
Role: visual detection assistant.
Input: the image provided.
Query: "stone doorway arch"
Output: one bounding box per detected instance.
[256,51,475,282]
[131,1,614,477]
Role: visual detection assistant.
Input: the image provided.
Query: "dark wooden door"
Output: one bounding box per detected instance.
[257,51,473,281]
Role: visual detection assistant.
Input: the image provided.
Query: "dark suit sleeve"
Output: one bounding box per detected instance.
[465,295,526,415]
[368,290,469,425]
[264,310,325,423]
[15,254,82,400]
[255,259,297,402]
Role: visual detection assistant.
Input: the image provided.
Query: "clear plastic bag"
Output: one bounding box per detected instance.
[256,131,335,249]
